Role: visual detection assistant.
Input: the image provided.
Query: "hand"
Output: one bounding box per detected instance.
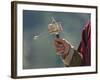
[54,39,70,57]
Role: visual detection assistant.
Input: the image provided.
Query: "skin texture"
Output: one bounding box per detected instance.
[54,39,70,59]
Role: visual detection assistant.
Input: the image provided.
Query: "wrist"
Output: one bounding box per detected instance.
[61,44,71,59]
[62,47,74,66]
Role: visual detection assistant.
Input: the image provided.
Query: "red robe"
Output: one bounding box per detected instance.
[78,22,91,66]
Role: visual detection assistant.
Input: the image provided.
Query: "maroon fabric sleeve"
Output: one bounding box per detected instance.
[78,22,91,66]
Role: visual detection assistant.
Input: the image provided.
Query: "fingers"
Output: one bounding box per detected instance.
[54,39,70,55]
[54,40,63,55]
[57,50,64,55]
[56,46,64,53]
